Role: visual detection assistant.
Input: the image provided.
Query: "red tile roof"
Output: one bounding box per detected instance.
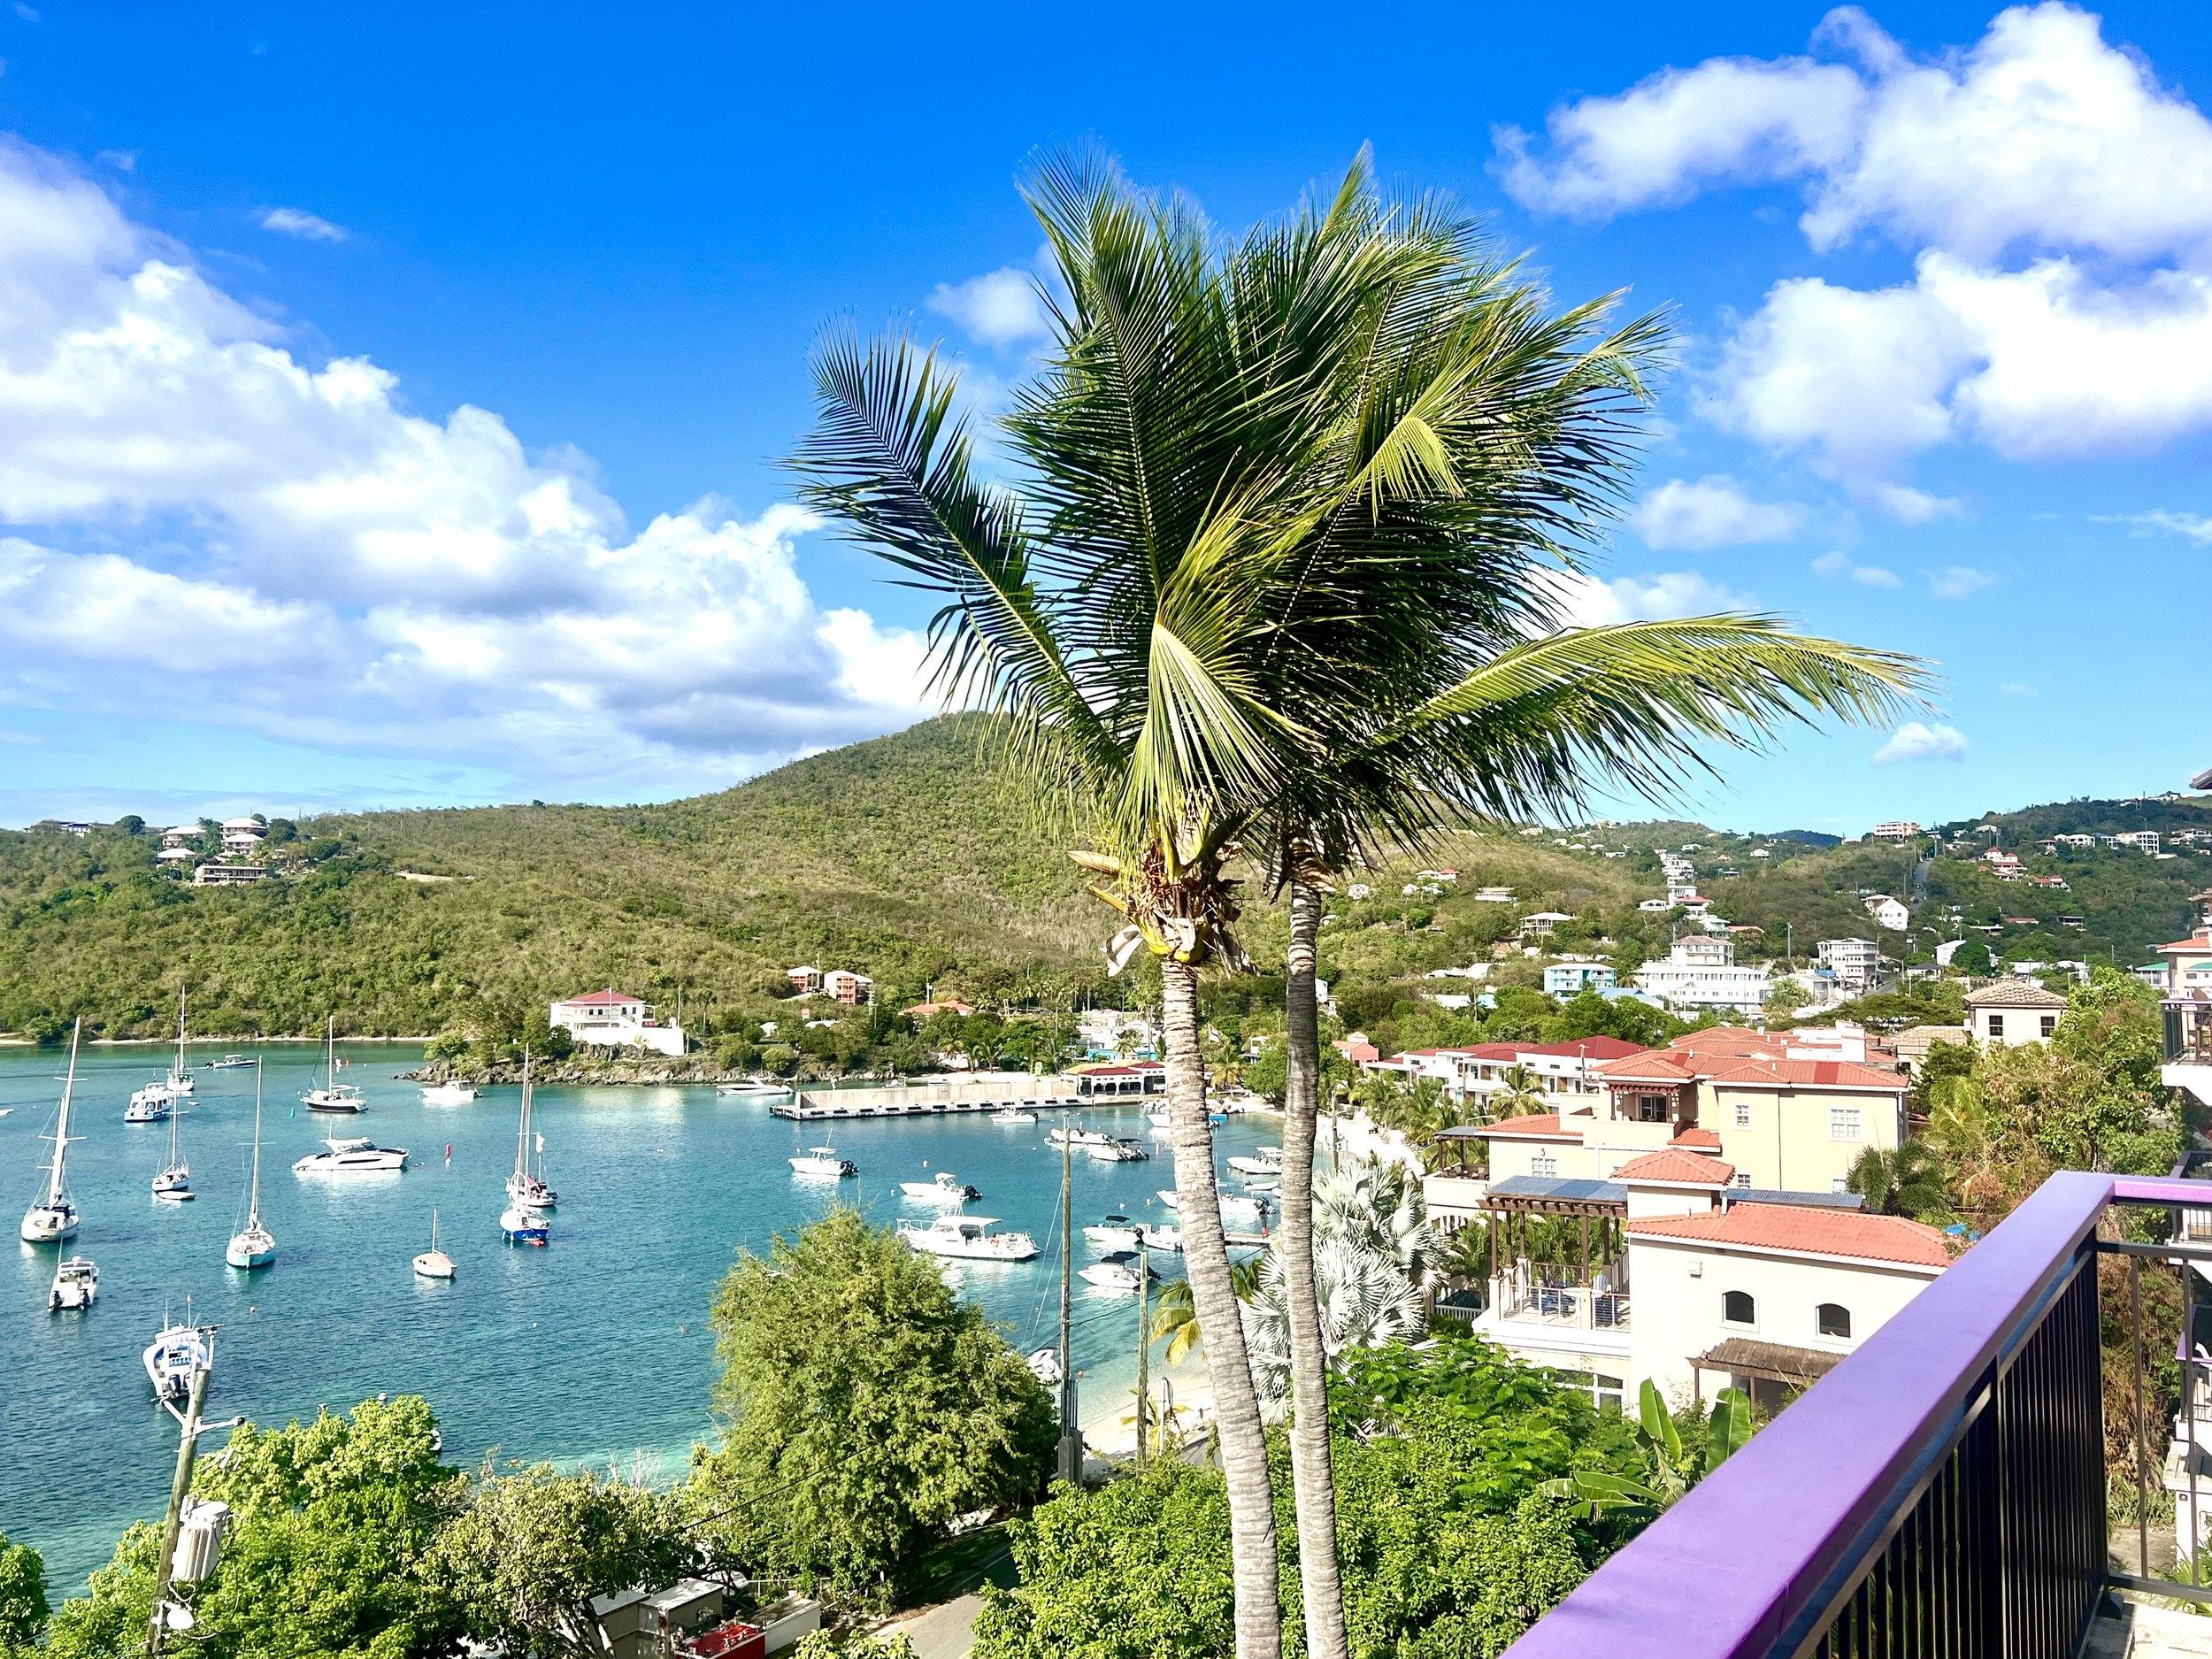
[2157,934,2212,955]
[556,987,641,1006]
[1627,1203,1952,1268]
[1702,1056,1908,1092]
[1594,1051,1700,1083]
[1611,1148,1736,1186]
[1669,1127,1723,1150]
[1466,1113,1584,1142]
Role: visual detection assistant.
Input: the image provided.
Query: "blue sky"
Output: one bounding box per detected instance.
[0,1,2206,832]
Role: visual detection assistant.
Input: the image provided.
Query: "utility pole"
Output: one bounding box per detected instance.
[1056,1131,1079,1484]
[149,1362,210,1658]
[1134,1233,1150,1467]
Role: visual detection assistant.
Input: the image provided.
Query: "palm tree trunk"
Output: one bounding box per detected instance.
[1281,876,1348,1659]
[1159,956,1281,1659]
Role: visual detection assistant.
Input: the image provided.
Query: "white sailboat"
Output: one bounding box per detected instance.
[506,1054,557,1210]
[152,1095,194,1200]
[20,1020,84,1243]
[302,1016,365,1113]
[48,1256,98,1311]
[143,1309,211,1402]
[165,987,196,1094]
[226,1063,276,1270]
[412,1210,455,1279]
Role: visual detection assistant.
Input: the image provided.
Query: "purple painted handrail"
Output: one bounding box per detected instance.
[1503,1170,2203,1659]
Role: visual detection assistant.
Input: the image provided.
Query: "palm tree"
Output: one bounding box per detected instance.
[1489,1063,1548,1120]
[1847,1139,1948,1218]
[1148,1256,1264,1366]
[795,146,1932,1659]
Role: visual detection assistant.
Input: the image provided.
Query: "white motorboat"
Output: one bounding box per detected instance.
[293,1135,410,1174]
[1156,1187,1267,1222]
[21,1021,84,1244]
[412,1210,455,1279]
[499,1203,549,1245]
[48,1256,97,1311]
[506,1056,557,1210]
[143,1316,211,1402]
[1079,1251,1156,1292]
[302,1015,365,1113]
[1047,1125,1112,1148]
[1147,1109,1173,1130]
[226,1063,276,1270]
[1026,1347,1064,1386]
[897,1215,1041,1261]
[1139,1225,1183,1252]
[124,1083,173,1124]
[716,1079,789,1097]
[1083,1214,1143,1251]
[209,1054,254,1070]
[1226,1148,1285,1177]
[420,1081,477,1105]
[789,1147,856,1178]
[992,1107,1038,1125]
[1086,1137,1151,1163]
[900,1170,979,1204]
[152,1096,193,1200]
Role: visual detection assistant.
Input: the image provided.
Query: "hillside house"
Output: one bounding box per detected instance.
[1633,936,1770,1017]
[1862,895,1910,932]
[785,966,823,995]
[549,988,687,1056]
[823,970,872,1006]
[1964,980,2067,1048]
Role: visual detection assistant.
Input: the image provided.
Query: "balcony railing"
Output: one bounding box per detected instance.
[1494,1280,1631,1331]
[1503,1171,2212,1659]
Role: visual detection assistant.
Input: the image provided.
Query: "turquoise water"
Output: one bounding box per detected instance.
[0,1044,1278,1589]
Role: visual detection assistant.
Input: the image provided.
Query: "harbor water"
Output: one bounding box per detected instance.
[0,1042,1280,1588]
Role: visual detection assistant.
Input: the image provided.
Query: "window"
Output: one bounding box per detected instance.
[1724,1290,1756,1325]
[2040,1016,2056,1038]
[1832,1175,1849,1194]
[1829,1106,1863,1141]
[1531,1152,1558,1178]
[1733,1101,1753,1129]
[1817,1302,1853,1339]
[1987,1014,2006,1039]
[1636,1094,1669,1124]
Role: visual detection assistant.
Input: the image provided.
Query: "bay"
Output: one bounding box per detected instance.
[0,1042,1280,1589]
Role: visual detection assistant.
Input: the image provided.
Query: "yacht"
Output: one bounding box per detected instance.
[124,1083,173,1125]
[506,1055,557,1210]
[715,1079,789,1097]
[899,1170,979,1204]
[1226,1147,1285,1177]
[152,1098,194,1201]
[992,1106,1038,1125]
[420,1081,477,1105]
[293,1136,410,1174]
[302,1016,365,1113]
[143,1316,212,1403]
[896,1215,1040,1262]
[1079,1252,1156,1292]
[21,1020,85,1244]
[789,1147,856,1178]
[412,1210,455,1279]
[499,1203,549,1246]
[48,1256,98,1312]
[226,1063,276,1270]
[209,1054,254,1070]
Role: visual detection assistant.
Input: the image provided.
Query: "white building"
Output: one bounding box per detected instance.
[2115,831,2162,854]
[161,824,197,849]
[1470,886,1516,903]
[1079,1008,1156,1058]
[220,816,266,854]
[822,970,873,1007]
[1870,822,1923,840]
[1633,937,1772,1017]
[1862,895,1910,932]
[1963,980,2067,1047]
[1817,938,1880,991]
[549,988,687,1057]
[1518,911,1576,939]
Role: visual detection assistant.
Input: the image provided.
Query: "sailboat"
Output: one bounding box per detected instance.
[152,1094,194,1200]
[20,1019,84,1243]
[127,988,197,1122]
[412,1210,455,1279]
[302,1015,365,1113]
[505,1053,557,1210]
[226,1062,276,1270]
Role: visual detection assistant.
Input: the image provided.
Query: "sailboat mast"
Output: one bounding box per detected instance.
[1056,1129,1078,1483]
[47,1018,81,1207]
[514,1049,533,1181]
[176,987,188,1079]
[248,1060,264,1220]
[326,1014,335,1093]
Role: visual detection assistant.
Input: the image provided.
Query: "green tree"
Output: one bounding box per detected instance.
[0,1531,47,1653]
[1541,1380,1752,1521]
[1847,1141,1948,1218]
[689,1209,1055,1609]
[434,1464,693,1659]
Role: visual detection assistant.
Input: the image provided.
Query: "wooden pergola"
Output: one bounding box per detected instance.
[1477,1174,1628,1288]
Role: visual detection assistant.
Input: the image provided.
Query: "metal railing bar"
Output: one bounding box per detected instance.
[2096,1239,2212,1263]
[2108,1572,2212,1608]
[2134,1254,2150,1579]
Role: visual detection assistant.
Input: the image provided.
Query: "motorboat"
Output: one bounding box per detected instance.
[1157,1187,1268,1222]
[896,1215,1041,1262]
[21,1021,85,1244]
[152,1099,193,1200]
[227,1063,276,1270]
[124,1084,173,1124]
[899,1170,979,1204]
[1079,1252,1156,1292]
[1083,1214,1142,1251]
[208,1054,254,1070]
[412,1210,456,1279]
[716,1079,789,1097]
[789,1147,856,1178]
[48,1256,98,1311]
[500,1204,549,1245]
[506,1056,557,1210]
[1026,1347,1064,1386]
[293,1136,410,1174]
[1047,1125,1113,1148]
[992,1107,1038,1125]
[1139,1225,1183,1252]
[420,1081,477,1105]
[302,1015,366,1113]
[1147,1109,1173,1130]
[1086,1137,1150,1163]
[143,1317,211,1402]
[1226,1147,1285,1177]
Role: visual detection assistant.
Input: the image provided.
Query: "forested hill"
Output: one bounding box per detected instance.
[0,718,1102,1041]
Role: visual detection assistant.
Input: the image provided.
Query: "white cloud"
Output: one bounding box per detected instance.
[2103,509,2212,543]
[0,138,933,795]
[1874,720,1968,763]
[1507,5,2212,505]
[1811,549,1901,588]
[257,205,348,242]
[1925,565,1994,598]
[926,267,1051,349]
[1550,569,1755,627]
[1630,475,1803,549]
[2001,680,2036,695]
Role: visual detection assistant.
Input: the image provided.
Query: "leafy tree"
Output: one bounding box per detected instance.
[1951,939,1994,975]
[434,1463,694,1659]
[1541,1380,1752,1520]
[690,1209,1055,1609]
[0,1531,47,1653]
[1763,978,1810,1017]
[1847,1141,1949,1219]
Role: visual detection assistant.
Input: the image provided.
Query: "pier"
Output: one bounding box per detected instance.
[772,1068,1162,1123]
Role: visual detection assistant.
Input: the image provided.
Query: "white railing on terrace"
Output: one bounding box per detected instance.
[1494,1281,1630,1331]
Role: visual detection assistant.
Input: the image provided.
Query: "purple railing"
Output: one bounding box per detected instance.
[1505,1171,2212,1659]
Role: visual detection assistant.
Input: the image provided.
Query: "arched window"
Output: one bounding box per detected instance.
[1723,1290,1755,1325]
[1816,1302,1853,1339]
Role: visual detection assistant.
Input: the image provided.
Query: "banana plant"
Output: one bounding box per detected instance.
[1542,1380,1753,1520]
